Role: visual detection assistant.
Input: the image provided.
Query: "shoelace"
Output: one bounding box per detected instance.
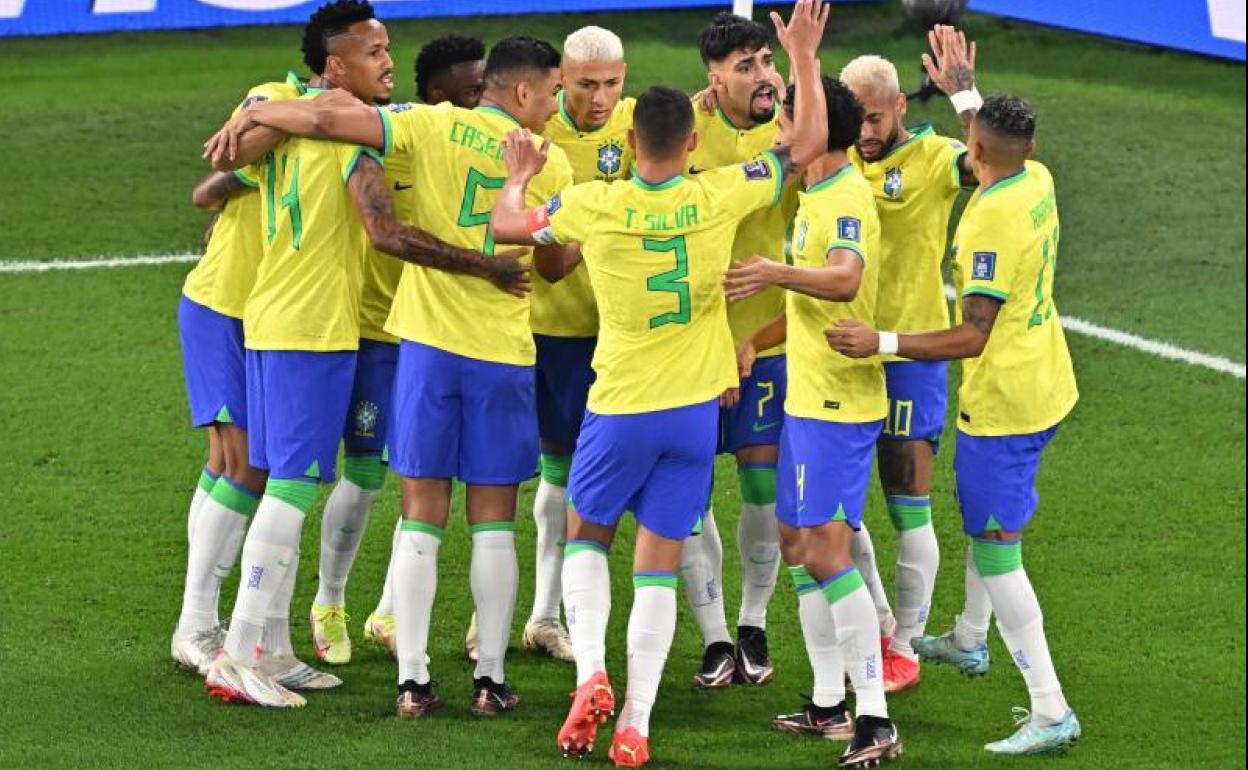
[1009,706,1032,727]
[319,608,351,639]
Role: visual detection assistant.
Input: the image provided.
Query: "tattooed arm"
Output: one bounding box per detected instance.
[348,154,530,297]
[825,294,1001,360]
[191,170,250,209]
[923,25,979,131]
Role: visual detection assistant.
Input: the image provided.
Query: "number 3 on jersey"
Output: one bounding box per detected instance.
[458,167,503,257]
[644,235,691,328]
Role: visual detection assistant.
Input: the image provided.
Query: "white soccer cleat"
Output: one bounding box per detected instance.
[171,626,225,676]
[205,654,306,708]
[522,618,575,662]
[263,655,343,690]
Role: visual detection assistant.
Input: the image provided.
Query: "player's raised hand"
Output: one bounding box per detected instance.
[771,0,829,59]
[203,110,256,165]
[503,129,550,183]
[922,24,977,95]
[488,248,532,298]
[724,256,782,302]
[825,319,879,358]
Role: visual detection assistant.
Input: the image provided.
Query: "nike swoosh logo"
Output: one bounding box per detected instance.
[752,421,780,433]
[688,165,704,175]
[277,559,290,568]
[394,182,412,191]
[748,556,775,565]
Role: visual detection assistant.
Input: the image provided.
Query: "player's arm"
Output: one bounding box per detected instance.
[737,313,787,379]
[347,153,530,297]
[491,130,582,281]
[191,170,251,209]
[725,246,863,302]
[826,294,1001,360]
[770,0,830,173]
[922,25,980,184]
[205,90,385,167]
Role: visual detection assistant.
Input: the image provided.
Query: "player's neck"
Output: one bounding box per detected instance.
[977,162,1027,190]
[634,154,687,188]
[803,150,850,188]
[478,94,526,127]
[886,126,911,154]
[719,101,759,130]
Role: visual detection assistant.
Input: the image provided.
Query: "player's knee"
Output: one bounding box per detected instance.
[877,439,933,496]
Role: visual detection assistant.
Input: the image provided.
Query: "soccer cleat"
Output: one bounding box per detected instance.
[838,715,902,768]
[205,654,306,708]
[310,604,351,665]
[464,612,479,663]
[984,708,1081,755]
[691,641,736,688]
[362,612,396,657]
[263,655,343,690]
[735,625,774,685]
[882,648,921,693]
[557,671,615,757]
[396,679,441,718]
[608,727,651,768]
[912,631,990,677]
[470,676,519,717]
[772,698,854,740]
[523,618,575,662]
[171,626,225,676]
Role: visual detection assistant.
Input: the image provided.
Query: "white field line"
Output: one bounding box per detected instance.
[0,253,1241,381]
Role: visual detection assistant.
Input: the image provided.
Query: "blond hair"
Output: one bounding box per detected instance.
[563,25,624,62]
[839,55,901,97]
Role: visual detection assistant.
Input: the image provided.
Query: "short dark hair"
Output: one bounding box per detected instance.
[976,95,1037,141]
[785,76,864,152]
[633,86,695,160]
[483,36,561,89]
[415,34,485,102]
[302,0,376,76]
[698,12,771,65]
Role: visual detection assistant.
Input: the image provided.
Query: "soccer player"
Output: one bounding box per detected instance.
[724,76,903,768]
[682,11,796,687]
[827,94,1082,755]
[489,4,827,763]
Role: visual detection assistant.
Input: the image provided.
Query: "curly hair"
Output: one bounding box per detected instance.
[698,12,771,65]
[415,34,485,102]
[301,0,375,76]
[977,95,1037,141]
[785,76,865,153]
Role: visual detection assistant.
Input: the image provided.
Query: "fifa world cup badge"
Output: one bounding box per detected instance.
[884,167,903,199]
[597,141,623,177]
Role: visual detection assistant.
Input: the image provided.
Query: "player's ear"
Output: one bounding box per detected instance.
[514,77,531,109]
[1024,138,1036,159]
[896,91,908,120]
[687,129,699,153]
[626,128,637,150]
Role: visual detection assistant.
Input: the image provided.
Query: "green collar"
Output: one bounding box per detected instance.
[476,104,522,127]
[558,91,606,134]
[716,105,775,133]
[980,166,1029,198]
[879,123,934,160]
[630,173,685,191]
[805,163,854,194]
[287,70,308,95]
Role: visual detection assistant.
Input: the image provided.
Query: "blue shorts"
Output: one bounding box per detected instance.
[776,416,884,531]
[389,340,537,485]
[246,349,357,482]
[881,361,948,449]
[344,339,398,456]
[719,355,787,454]
[568,399,718,542]
[954,426,1058,536]
[178,295,247,429]
[534,334,596,449]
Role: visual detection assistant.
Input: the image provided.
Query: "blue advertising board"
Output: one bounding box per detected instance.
[970,0,1245,61]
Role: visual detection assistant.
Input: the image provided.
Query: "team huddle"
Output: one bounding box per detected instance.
[174,0,1082,766]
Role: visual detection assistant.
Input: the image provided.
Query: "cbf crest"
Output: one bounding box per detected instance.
[353,400,380,438]
[597,141,624,177]
[795,219,810,254]
[883,167,903,199]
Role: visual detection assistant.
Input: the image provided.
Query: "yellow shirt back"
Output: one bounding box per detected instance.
[851,126,965,341]
[244,134,376,352]
[182,74,303,318]
[952,160,1078,436]
[541,153,784,414]
[379,102,574,365]
[533,94,636,338]
[786,165,887,423]
[688,103,793,357]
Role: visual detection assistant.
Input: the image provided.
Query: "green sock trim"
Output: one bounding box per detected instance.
[564,540,608,558]
[820,567,866,605]
[343,455,386,491]
[539,453,572,487]
[972,538,1023,577]
[400,520,445,539]
[788,565,819,595]
[265,478,316,514]
[886,495,933,531]
[737,465,777,505]
[209,477,260,516]
[470,521,516,535]
[633,573,678,590]
[197,469,218,494]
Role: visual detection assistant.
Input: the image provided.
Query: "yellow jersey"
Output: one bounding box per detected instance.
[244,132,378,352]
[851,125,966,343]
[688,102,795,358]
[786,165,886,423]
[951,160,1078,436]
[534,153,785,414]
[182,73,303,318]
[378,102,574,365]
[357,145,412,345]
[532,93,636,338]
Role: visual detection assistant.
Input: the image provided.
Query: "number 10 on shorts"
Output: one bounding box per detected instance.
[883,399,913,438]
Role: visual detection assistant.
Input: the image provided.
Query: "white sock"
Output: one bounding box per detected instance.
[618,578,678,737]
[223,494,305,664]
[471,525,519,683]
[851,523,896,638]
[679,510,731,647]
[562,542,611,685]
[187,469,215,544]
[789,566,845,707]
[394,524,441,684]
[177,492,251,635]
[373,516,402,617]
[315,477,378,607]
[263,549,299,658]
[529,479,567,624]
[892,524,940,657]
[825,568,888,719]
[955,545,992,649]
[737,501,780,629]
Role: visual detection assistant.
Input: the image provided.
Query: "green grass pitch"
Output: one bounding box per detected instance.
[0,3,1244,768]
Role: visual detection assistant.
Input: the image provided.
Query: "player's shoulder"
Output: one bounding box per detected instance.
[614,95,637,122]
[243,72,304,103]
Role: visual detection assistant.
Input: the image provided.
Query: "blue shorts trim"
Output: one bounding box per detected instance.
[245,349,356,482]
[954,426,1059,536]
[568,399,718,541]
[719,355,787,454]
[534,334,596,449]
[344,339,398,456]
[881,360,948,449]
[776,416,883,530]
[178,295,247,429]
[388,340,537,485]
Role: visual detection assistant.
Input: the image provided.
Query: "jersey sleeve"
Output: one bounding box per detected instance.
[340,143,384,183]
[825,194,872,264]
[932,136,969,193]
[528,181,602,246]
[376,103,441,158]
[957,212,1014,302]
[706,150,785,219]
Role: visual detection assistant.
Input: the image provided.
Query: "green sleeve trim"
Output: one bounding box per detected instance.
[539,453,573,488]
[401,520,445,539]
[265,478,317,514]
[764,149,784,206]
[343,454,386,491]
[232,168,260,189]
[633,573,678,590]
[470,521,516,535]
[343,146,382,183]
[972,538,1023,576]
[962,286,1009,301]
[952,151,968,189]
[826,241,865,263]
[376,107,393,157]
